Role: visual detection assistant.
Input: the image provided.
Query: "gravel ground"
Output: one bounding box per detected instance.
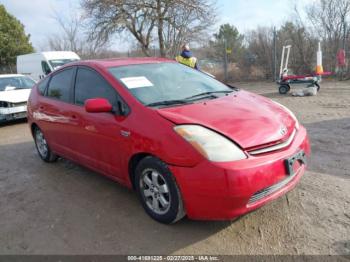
[0,80,349,255]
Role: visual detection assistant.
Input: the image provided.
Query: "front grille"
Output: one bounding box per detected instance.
[247,170,298,205]
[248,129,297,155]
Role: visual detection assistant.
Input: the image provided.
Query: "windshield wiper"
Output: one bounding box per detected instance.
[146,99,191,107]
[146,91,234,107]
[185,90,233,100]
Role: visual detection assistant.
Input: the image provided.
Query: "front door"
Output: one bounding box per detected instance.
[68,67,129,179]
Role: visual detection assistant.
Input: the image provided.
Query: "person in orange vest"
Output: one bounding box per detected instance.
[175,44,199,70]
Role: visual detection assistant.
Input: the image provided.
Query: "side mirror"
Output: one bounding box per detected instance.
[85,98,113,113]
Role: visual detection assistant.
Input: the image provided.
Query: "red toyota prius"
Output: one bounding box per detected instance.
[27,58,310,223]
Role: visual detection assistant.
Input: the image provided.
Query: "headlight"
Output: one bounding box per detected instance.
[273,101,300,130]
[174,125,246,162]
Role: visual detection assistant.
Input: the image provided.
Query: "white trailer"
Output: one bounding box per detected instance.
[17,51,80,81]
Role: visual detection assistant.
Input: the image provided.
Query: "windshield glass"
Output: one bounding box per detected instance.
[0,76,35,91]
[108,63,232,106]
[49,59,79,70]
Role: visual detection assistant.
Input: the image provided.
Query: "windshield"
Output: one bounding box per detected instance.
[0,76,35,91]
[49,59,79,70]
[108,63,232,106]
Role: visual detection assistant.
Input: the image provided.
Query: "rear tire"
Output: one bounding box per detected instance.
[279,84,290,94]
[135,156,185,224]
[33,127,58,163]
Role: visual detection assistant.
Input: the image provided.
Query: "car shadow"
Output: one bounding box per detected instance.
[0,118,27,128]
[0,141,233,254]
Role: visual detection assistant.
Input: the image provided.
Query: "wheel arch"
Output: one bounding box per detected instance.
[30,122,39,138]
[128,152,155,190]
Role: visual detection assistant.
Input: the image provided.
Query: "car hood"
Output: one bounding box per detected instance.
[0,89,31,103]
[157,90,296,149]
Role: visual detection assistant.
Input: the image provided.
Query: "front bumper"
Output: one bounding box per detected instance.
[170,126,310,220]
[0,105,27,121]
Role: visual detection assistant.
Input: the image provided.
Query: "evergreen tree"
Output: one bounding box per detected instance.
[0,4,34,72]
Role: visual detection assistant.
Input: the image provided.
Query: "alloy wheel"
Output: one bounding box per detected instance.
[140,168,171,215]
[35,129,48,159]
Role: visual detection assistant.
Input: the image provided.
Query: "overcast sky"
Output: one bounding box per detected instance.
[0,0,314,51]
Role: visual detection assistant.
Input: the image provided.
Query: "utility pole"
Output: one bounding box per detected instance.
[272,27,277,82]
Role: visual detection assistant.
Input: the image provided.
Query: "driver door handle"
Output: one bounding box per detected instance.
[120,130,130,137]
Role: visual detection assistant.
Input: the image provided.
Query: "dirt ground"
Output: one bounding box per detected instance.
[0,80,349,255]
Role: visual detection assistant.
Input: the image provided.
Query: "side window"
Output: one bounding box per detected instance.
[74,68,118,106]
[37,77,49,95]
[47,68,74,103]
[41,61,51,75]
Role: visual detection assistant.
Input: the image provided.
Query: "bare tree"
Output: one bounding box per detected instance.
[277,22,317,74]
[161,0,216,57]
[47,12,82,53]
[245,27,275,79]
[47,11,109,58]
[306,0,350,72]
[81,0,156,56]
[81,0,216,57]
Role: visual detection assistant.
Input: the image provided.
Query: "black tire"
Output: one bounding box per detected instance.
[33,126,58,163]
[279,84,290,94]
[135,156,185,224]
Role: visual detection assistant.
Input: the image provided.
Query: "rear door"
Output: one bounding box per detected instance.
[37,67,77,158]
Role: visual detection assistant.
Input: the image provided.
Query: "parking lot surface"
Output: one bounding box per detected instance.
[0,81,349,255]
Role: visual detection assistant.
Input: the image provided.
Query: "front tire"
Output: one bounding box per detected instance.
[33,127,58,163]
[135,156,185,224]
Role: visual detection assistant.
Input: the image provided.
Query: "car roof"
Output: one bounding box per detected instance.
[0,74,25,78]
[68,57,176,69]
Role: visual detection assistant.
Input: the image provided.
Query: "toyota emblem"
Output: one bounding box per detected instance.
[280,126,287,136]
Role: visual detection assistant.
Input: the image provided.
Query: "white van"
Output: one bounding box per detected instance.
[17,51,80,81]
